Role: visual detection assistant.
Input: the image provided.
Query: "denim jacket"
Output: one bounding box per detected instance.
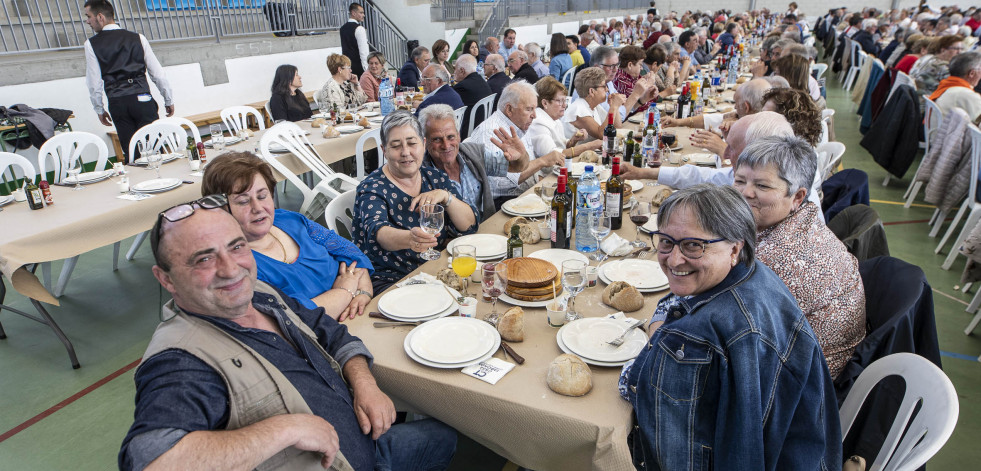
[624,261,842,471]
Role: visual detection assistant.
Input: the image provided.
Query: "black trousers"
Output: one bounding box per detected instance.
[107,93,160,163]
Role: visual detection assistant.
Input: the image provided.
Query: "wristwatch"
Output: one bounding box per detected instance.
[355,289,372,299]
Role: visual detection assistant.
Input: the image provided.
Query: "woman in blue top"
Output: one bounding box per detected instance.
[202,152,375,321]
[354,111,479,293]
[548,33,573,82]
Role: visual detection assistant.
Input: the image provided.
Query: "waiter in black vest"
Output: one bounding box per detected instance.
[341,3,370,78]
[84,0,174,163]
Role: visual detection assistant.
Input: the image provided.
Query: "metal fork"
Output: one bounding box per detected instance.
[607,319,645,347]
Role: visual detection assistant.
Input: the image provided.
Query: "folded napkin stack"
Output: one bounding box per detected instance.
[600,233,633,256]
[395,272,439,288]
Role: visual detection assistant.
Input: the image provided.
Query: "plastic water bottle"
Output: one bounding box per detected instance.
[575,165,602,253]
[379,78,394,116]
[476,60,485,78]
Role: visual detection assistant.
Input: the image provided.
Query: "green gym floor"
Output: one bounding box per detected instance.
[0,73,978,470]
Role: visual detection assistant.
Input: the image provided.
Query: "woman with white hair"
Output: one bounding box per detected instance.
[563,67,625,139]
[733,135,866,378]
[527,76,603,159]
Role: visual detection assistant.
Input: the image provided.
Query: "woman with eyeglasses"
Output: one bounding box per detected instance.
[200,152,375,321]
[526,76,602,159]
[562,67,625,140]
[314,53,368,112]
[909,34,965,96]
[620,183,842,470]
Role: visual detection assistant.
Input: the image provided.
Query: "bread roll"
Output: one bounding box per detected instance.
[497,306,524,342]
[322,125,340,138]
[518,224,541,245]
[546,354,592,396]
[578,150,600,163]
[435,268,465,292]
[503,216,530,236]
[602,281,644,312]
[650,187,673,207]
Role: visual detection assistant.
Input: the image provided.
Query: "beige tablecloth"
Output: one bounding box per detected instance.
[0,120,377,304]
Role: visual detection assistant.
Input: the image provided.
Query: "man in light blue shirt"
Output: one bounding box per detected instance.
[678,30,700,67]
[499,29,519,59]
[525,42,549,78]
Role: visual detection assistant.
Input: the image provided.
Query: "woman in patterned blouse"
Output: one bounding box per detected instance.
[353,111,479,293]
[733,135,866,378]
[314,54,368,113]
[201,152,375,321]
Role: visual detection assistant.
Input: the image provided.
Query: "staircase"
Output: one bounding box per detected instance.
[358,0,410,68]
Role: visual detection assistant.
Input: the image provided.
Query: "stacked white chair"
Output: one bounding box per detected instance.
[903,98,943,208]
[467,93,497,137]
[812,63,828,82]
[324,189,356,239]
[220,105,266,135]
[937,124,981,268]
[453,106,467,131]
[354,128,383,181]
[815,141,846,183]
[844,46,865,92]
[258,121,358,220]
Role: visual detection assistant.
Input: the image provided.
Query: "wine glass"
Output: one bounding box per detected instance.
[482,262,508,326]
[419,203,444,261]
[210,124,224,151]
[561,260,586,322]
[590,211,612,261]
[451,244,477,297]
[67,156,84,191]
[538,182,556,206]
[146,148,163,179]
[629,202,651,248]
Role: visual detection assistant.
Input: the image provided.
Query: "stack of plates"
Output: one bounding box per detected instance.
[639,218,658,234]
[404,317,501,368]
[334,124,364,134]
[133,153,180,166]
[361,111,380,117]
[377,283,460,322]
[0,195,14,207]
[63,170,113,184]
[501,196,548,217]
[598,259,668,292]
[131,177,183,193]
[688,153,719,167]
[268,142,290,153]
[552,162,609,179]
[556,318,647,366]
[205,136,244,148]
[447,234,507,261]
[625,180,643,192]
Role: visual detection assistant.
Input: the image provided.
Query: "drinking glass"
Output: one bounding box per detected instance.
[451,244,477,297]
[146,149,163,179]
[419,203,444,261]
[629,202,651,248]
[210,124,224,151]
[482,262,508,325]
[67,156,84,191]
[561,260,586,321]
[538,182,556,206]
[589,211,612,260]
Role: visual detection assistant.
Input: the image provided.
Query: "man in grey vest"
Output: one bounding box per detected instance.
[119,196,456,470]
[83,0,174,163]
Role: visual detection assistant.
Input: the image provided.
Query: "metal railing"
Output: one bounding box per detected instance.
[355,0,408,68]
[477,0,507,42]
[430,0,474,21]
[0,0,356,54]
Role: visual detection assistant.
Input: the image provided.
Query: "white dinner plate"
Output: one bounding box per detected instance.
[555,322,639,367]
[267,142,290,153]
[598,259,668,292]
[689,153,718,167]
[0,195,13,206]
[335,124,364,134]
[447,234,507,260]
[131,177,182,193]
[560,317,647,363]
[627,116,643,124]
[404,326,499,369]
[360,111,380,117]
[205,136,244,147]
[640,218,658,234]
[626,180,643,192]
[133,153,180,166]
[501,196,549,217]
[63,170,113,184]
[407,317,500,366]
[666,94,680,101]
[379,285,461,322]
[553,162,603,178]
[498,291,563,308]
[528,249,590,272]
[378,284,454,319]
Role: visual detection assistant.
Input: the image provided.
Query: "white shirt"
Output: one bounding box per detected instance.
[562,97,606,140]
[570,82,627,121]
[499,43,519,59]
[526,110,567,157]
[463,110,538,198]
[84,24,173,115]
[349,19,369,73]
[658,165,825,223]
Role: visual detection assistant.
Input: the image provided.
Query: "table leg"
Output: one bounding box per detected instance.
[0,281,80,369]
[0,278,7,339]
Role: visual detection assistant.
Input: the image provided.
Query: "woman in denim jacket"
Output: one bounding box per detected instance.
[621,184,842,471]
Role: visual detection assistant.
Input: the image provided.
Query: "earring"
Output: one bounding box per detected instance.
[731,255,738,266]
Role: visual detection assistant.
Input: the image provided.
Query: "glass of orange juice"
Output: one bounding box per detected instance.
[451,244,477,296]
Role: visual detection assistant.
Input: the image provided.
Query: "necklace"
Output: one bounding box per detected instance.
[269,232,290,263]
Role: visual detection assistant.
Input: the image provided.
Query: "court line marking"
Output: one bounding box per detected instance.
[870,199,938,209]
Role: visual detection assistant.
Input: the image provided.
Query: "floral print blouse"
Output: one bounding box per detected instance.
[756,202,866,378]
[314,78,368,112]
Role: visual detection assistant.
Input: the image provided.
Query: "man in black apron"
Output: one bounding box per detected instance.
[84,0,174,163]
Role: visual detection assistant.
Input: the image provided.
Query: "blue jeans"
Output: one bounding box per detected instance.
[374,418,457,471]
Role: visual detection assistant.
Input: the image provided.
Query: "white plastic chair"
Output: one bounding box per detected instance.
[258,122,358,219]
[128,122,188,160]
[354,128,383,181]
[903,98,943,208]
[264,101,274,127]
[157,116,202,144]
[467,93,497,138]
[815,141,846,182]
[844,46,865,92]
[324,189,356,239]
[937,124,981,268]
[811,63,828,81]
[839,353,958,471]
[36,132,110,184]
[453,106,467,131]
[35,132,115,296]
[221,105,266,135]
[0,152,35,186]
[561,67,576,92]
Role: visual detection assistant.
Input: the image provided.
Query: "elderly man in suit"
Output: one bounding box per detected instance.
[452,54,493,137]
[416,64,464,115]
[398,46,430,89]
[508,50,540,84]
[484,54,510,109]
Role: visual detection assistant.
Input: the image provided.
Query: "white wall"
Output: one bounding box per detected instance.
[444,28,469,52]
[551,21,581,37]
[372,0,446,55]
[512,24,550,52]
[0,46,340,166]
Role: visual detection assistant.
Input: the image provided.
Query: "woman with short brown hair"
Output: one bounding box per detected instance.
[315,53,368,112]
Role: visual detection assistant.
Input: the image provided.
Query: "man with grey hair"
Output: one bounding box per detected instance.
[692,27,717,65]
[463,81,564,206]
[662,78,772,133]
[933,51,981,121]
[416,64,464,115]
[571,46,657,121]
[451,54,492,138]
[508,50,540,84]
[484,54,510,107]
[763,75,791,88]
[478,36,499,62]
[852,18,880,56]
[419,104,495,220]
[398,46,430,89]
[525,42,549,78]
